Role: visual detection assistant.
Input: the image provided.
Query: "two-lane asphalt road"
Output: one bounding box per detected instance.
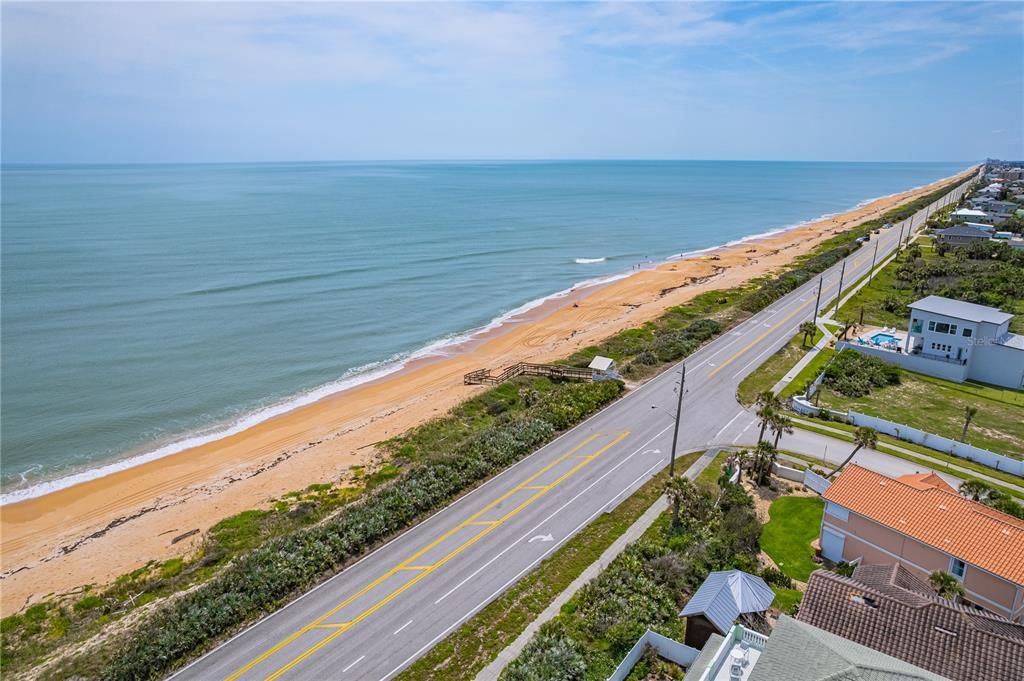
[173,173,976,681]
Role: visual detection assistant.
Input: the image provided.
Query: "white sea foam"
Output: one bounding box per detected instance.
[0,265,635,505]
[666,187,909,261]
[1,179,949,505]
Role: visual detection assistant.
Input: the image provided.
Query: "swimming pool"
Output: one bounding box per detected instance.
[870,332,898,344]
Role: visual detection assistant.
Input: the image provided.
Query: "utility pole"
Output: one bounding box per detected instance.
[897,223,906,251]
[669,365,686,477]
[868,241,879,283]
[906,213,915,247]
[833,260,846,317]
[812,276,823,323]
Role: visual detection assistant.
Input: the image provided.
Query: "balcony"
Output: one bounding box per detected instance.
[696,625,768,681]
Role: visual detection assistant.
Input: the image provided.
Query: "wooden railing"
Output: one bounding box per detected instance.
[464,362,593,385]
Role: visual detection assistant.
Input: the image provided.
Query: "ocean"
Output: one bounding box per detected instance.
[0,160,968,501]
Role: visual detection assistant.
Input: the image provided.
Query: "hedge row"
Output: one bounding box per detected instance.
[71,381,623,680]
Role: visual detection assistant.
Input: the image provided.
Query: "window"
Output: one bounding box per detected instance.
[825,502,849,521]
[928,321,936,331]
[950,557,966,579]
[935,322,951,334]
[949,325,957,335]
[911,319,922,333]
[963,328,973,338]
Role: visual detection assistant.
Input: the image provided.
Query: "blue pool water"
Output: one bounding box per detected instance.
[870,333,898,344]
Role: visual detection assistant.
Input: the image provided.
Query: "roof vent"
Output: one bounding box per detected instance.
[938,504,948,511]
[934,626,958,637]
[850,593,879,609]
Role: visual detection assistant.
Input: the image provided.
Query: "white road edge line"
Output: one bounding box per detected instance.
[394,620,413,636]
[342,655,365,673]
[604,458,665,511]
[732,419,754,445]
[432,424,674,606]
[713,411,745,443]
[166,354,670,680]
[386,426,682,680]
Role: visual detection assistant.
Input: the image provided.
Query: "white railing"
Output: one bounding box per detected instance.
[698,625,769,681]
[740,627,769,650]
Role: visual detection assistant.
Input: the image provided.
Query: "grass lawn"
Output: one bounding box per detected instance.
[818,369,1024,459]
[770,586,803,615]
[737,329,825,405]
[696,449,733,488]
[398,452,703,681]
[780,347,835,399]
[761,496,824,582]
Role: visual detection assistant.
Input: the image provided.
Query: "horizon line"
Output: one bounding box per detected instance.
[1,158,985,168]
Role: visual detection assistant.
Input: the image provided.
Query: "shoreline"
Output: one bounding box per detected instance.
[0,180,933,505]
[0,167,975,613]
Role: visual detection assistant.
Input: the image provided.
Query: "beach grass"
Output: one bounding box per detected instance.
[9,173,977,680]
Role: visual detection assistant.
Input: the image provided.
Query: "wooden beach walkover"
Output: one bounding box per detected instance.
[463,362,593,385]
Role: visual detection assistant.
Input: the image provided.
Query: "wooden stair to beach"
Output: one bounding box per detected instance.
[463,362,593,386]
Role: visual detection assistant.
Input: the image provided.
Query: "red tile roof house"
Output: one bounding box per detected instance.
[818,465,1024,622]
[798,563,1024,681]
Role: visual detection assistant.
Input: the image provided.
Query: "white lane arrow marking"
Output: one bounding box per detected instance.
[528,534,554,543]
[642,448,661,455]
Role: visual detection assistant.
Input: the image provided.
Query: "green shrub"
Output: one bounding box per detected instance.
[73,595,105,613]
[68,382,622,681]
[502,621,587,681]
[503,481,760,680]
[823,350,901,397]
[759,566,793,589]
[834,562,856,577]
[159,559,184,580]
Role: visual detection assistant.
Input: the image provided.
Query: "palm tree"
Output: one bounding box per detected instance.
[799,321,817,348]
[770,411,794,449]
[929,570,965,603]
[750,441,778,486]
[665,476,714,530]
[960,406,978,442]
[959,480,999,503]
[755,391,784,444]
[827,426,878,477]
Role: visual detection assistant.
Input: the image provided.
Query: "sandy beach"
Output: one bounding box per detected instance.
[0,168,974,614]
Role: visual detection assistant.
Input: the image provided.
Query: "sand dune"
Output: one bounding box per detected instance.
[0,167,974,614]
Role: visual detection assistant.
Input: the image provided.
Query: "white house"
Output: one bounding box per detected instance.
[841,296,1024,389]
[950,208,992,224]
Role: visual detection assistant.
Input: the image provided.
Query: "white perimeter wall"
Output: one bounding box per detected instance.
[968,343,1024,389]
[837,342,969,382]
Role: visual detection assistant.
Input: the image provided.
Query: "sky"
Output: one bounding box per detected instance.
[2,1,1022,163]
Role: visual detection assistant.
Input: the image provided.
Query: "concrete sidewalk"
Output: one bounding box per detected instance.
[474,448,724,681]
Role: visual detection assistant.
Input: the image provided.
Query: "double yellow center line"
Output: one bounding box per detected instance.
[707,247,877,378]
[226,430,630,681]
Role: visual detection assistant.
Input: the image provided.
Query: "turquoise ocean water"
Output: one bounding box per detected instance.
[0,161,968,500]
